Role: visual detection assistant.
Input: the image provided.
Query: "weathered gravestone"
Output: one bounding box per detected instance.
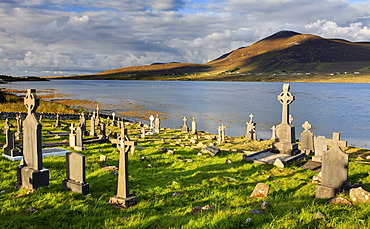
[154,114,160,134]
[315,132,348,199]
[109,138,137,208]
[111,112,116,127]
[272,84,299,155]
[55,113,60,127]
[217,123,227,143]
[15,113,23,140]
[191,117,197,135]
[95,105,100,125]
[62,152,89,195]
[3,122,21,157]
[245,114,257,141]
[182,117,189,133]
[149,115,155,133]
[74,126,85,151]
[69,123,77,148]
[17,89,49,189]
[312,136,328,162]
[90,114,96,136]
[98,123,106,139]
[271,126,276,140]
[300,121,314,154]
[79,112,87,136]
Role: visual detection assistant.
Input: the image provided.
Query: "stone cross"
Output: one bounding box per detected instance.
[15,113,23,140]
[300,121,314,154]
[154,114,160,134]
[245,113,257,141]
[90,114,96,136]
[316,132,348,199]
[17,89,49,189]
[182,117,189,133]
[191,117,197,135]
[217,123,227,143]
[149,115,155,132]
[109,137,138,208]
[95,105,100,125]
[111,112,116,126]
[69,123,77,148]
[62,152,89,195]
[278,84,294,124]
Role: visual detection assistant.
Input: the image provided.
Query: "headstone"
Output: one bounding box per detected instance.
[245,114,257,141]
[202,145,221,156]
[154,114,160,134]
[109,137,138,208]
[149,115,155,132]
[312,136,327,162]
[74,126,85,151]
[272,84,299,155]
[315,132,348,199]
[15,113,23,139]
[95,105,100,125]
[250,183,269,198]
[217,123,226,143]
[300,121,314,154]
[69,123,77,148]
[111,112,116,126]
[191,117,197,135]
[62,152,89,195]
[17,89,49,189]
[273,158,285,168]
[98,123,106,139]
[182,117,189,133]
[140,127,146,139]
[90,114,96,136]
[55,113,60,127]
[79,112,86,136]
[3,122,21,157]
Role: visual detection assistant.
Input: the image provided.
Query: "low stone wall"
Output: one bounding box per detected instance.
[0,112,81,120]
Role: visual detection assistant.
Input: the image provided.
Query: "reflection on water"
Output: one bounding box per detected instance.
[2,80,370,148]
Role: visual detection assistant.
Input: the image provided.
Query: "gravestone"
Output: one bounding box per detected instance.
[312,136,328,162]
[95,105,100,125]
[109,137,138,208]
[90,114,96,136]
[149,115,155,133]
[217,123,227,143]
[116,127,137,155]
[316,132,348,199]
[140,127,146,139]
[272,84,299,155]
[79,112,87,136]
[15,113,23,140]
[74,126,85,151]
[245,114,257,141]
[98,123,106,139]
[62,152,89,195]
[154,114,160,134]
[300,121,314,154]
[3,122,21,157]
[17,89,49,189]
[182,117,189,133]
[55,113,60,127]
[191,117,197,135]
[111,112,116,126]
[69,123,77,148]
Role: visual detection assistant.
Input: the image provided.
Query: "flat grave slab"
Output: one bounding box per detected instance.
[243,149,306,164]
[3,147,71,161]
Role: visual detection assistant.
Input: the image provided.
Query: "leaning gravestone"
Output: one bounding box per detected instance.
[109,137,137,208]
[300,121,314,154]
[62,152,89,195]
[272,84,299,155]
[17,89,49,189]
[315,132,348,199]
[245,114,257,141]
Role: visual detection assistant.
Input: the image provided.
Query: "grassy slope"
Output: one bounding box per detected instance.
[1,117,370,229]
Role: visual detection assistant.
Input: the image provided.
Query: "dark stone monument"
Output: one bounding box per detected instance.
[62,152,89,195]
[272,84,299,155]
[245,114,257,141]
[109,137,137,208]
[315,132,348,199]
[17,89,49,189]
[3,122,21,157]
[182,117,189,133]
[300,121,314,154]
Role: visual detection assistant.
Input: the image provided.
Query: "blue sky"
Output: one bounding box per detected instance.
[0,0,369,76]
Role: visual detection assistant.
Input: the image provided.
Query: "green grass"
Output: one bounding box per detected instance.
[1,117,370,229]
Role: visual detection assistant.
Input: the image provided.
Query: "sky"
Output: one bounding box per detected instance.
[1,0,370,77]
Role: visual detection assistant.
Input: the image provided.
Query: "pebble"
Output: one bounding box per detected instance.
[26,208,37,213]
[314,211,326,219]
[243,218,253,224]
[201,205,214,210]
[190,206,201,214]
[261,201,270,210]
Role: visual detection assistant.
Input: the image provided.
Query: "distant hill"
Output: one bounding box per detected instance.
[51,31,370,81]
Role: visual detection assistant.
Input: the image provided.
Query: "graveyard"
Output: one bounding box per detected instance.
[0,87,370,228]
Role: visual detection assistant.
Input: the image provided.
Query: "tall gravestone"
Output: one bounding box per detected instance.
[300,121,314,154]
[90,114,96,136]
[62,152,89,195]
[15,113,23,140]
[111,112,116,126]
[245,114,257,141]
[17,89,49,189]
[316,132,348,199]
[217,123,226,143]
[55,113,60,127]
[69,123,77,148]
[271,126,276,140]
[154,114,160,134]
[109,137,138,208]
[3,122,21,157]
[272,84,299,155]
[74,126,85,151]
[79,112,87,136]
[312,136,328,162]
[182,117,189,133]
[191,117,197,135]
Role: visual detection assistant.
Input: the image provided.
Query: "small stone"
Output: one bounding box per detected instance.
[327,197,353,205]
[190,206,202,214]
[273,159,285,168]
[109,171,118,176]
[0,190,6,194]
[26,208,37,213]
[201,205,214,210]
[225,158,233,164]
[312,172,322,183]
[243,218,253,224]
[314,211,326,219]
[97,149,102,153]
[366,155,370,160]
[250,183,269,198]
[184,159,194,162]
[100,166,118,171]
[167,150,176,154]
[171,192,184,197]
[248,209,264,214]
[99,155,107,162]
[261,201,270,210]
[350,187,370,203]
[197,152,203,156]
[146,164,152,168]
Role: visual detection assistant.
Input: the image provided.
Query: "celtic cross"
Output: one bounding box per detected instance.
[278,84,294,124]
[24,89,39,114]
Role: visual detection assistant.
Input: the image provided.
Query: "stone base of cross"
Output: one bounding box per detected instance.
[272,123,300,155]
[17,166,49,190]
[109,194,138,208]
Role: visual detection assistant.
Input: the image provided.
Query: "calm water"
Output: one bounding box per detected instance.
[2,80,370,148]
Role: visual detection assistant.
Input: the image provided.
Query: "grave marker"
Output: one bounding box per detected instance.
[15,113,23,139]
[154,114,160,134]
[245,114,257,141]
[69,123,77,148]
[90,114,96,136]
[182,117,189,133]
[300,121,314,154]
[74,126,85,151]
[62,152,89,195]
[3,122,21,157]
[217,123,227,143]
[191,117,197,135]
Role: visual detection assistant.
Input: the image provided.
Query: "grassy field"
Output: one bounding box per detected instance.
[1,116,370,229]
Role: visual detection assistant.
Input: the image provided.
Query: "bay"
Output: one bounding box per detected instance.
[2,80,370,148]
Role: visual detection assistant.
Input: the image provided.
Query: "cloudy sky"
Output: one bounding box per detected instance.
[1,0,370,77]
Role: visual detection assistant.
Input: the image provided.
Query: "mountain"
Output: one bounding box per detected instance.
[55,31,370,80]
